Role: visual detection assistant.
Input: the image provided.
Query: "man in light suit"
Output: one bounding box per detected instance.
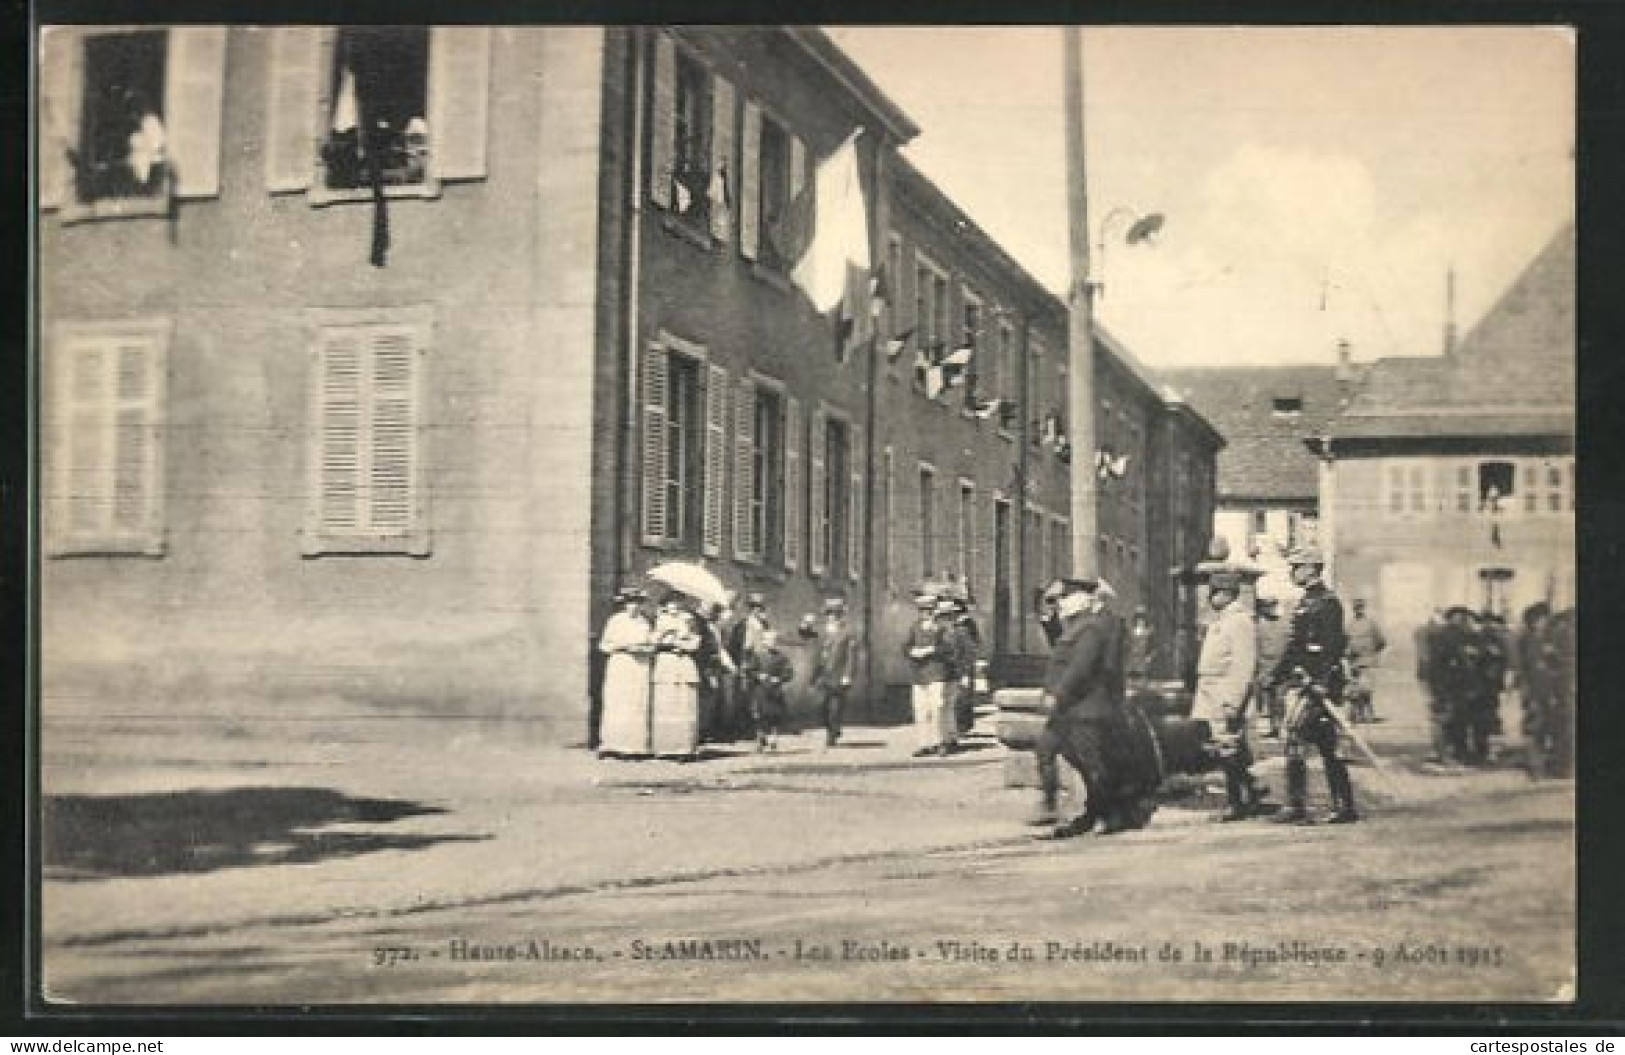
[1194,571,1263,821]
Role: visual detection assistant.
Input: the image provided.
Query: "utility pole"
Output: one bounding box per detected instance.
[1063,26,1098,577]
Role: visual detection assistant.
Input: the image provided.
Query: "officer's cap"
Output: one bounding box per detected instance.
[1287,546,1325,566]
[822,597,847,613]
[745,592,767,607]
[612,586,648,604]
[1055,577,1099,596]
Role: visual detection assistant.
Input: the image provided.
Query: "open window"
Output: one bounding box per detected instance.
[264,27,490,200]
[1271,395,1303,418]
[40,26,226,216]
[1478,460,1515,512]
[320,28,431,193]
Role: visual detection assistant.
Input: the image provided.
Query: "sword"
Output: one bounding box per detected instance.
[1284,671,1408,800]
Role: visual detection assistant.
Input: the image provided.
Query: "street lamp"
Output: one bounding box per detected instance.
[1087,207,1165,301]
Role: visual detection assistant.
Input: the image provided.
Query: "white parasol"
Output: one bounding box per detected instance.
[646,561,731,609]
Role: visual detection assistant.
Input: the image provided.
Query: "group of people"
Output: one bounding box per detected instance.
[1184,547,1360,826]
[594,587,859,760]
[1416,601,1573,775]
[902,587,986,757]
[1029,545,1365,838]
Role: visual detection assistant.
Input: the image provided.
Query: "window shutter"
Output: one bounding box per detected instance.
[733,376,757,561]
[784,396,802,571]
[702,362,728,557]
[739,100,760,260]
[708,73,736,242]
[264,27,325,193]
[62,339,113,538]
[848,422,864,583]
[809,407,827,576]
[39,28,82,210]
[313,330,365,537]
[648,32,676,209]
[428,27,491,182]
[789,133,806,202]
[366,329,420,539]
[164,27,227,199]
[110,339,163,547]
[640,344,670,546]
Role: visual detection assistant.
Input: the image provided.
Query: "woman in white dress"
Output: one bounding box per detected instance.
[597,588,655,758]
[650,596,704,760]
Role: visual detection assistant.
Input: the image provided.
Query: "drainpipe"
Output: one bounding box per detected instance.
[861,137,884,720]
[617,29,646,587]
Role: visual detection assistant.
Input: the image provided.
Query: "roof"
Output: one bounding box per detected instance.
[786,29,921,144]
[1161,364,1356,501]
[1331,222,1574,442]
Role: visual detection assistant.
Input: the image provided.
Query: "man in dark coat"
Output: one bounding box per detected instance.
[1266,546,1358,824]
[810,597,857,748]
[1028,577,1122,838]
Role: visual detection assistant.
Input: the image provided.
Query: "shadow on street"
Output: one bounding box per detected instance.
[44,787,485,881]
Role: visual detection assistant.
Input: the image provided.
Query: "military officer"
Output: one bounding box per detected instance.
[1028,577,1121,838]
[1266,546,1358,824]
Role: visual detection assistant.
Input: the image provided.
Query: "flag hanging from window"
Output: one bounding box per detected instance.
[791,130,870,314]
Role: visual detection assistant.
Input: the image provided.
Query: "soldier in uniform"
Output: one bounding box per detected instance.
[1028,577,1122,838]
[1434,606,1481,763]
[904,591,956,757]
[1266,546,1358,824]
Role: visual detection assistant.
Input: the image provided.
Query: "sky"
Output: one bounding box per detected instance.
[824,26,1575,369]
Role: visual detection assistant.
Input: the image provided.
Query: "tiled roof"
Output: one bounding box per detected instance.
[1333,222,1574,440]
[1161,364,1355,501]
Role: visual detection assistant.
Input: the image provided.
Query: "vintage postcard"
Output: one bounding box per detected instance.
[34,23,1575,1006]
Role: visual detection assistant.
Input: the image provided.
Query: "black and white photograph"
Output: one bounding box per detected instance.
[32,23,1576,1006]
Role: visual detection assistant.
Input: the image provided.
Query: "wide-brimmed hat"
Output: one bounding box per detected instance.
[1208,571,1242,593]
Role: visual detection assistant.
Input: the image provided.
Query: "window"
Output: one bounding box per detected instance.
[651,33,735,241]
[1454,463,1474,513]
[1051,518,1070,581]
[734,379,784,564]
[1478,461,1514,513]
[809,411,852,579]
[48,319,171,556]
[304,308,432,556]
[882,445,895,590]
[1384,460,1432,518]
[1027,339,1047,434]
[919,464,937,580]
[886,234,905,342]
[913,254,949,353]
[319,29,431,192]
[640,337,727,553]
[961,289,983,355]
[264,27,490,199]
[1250,509,1268,535]
[40,27,227,214]
[997,320,1016,410]
[757,115,798,270]
[1271,395,1303,417]
[958,480,975,584]
[1546,462,1565,513]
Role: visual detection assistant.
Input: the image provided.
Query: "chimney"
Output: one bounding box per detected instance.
[1334,338,1354,382]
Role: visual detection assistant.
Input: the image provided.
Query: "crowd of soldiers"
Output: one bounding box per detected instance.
[1416,601,1574,777]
